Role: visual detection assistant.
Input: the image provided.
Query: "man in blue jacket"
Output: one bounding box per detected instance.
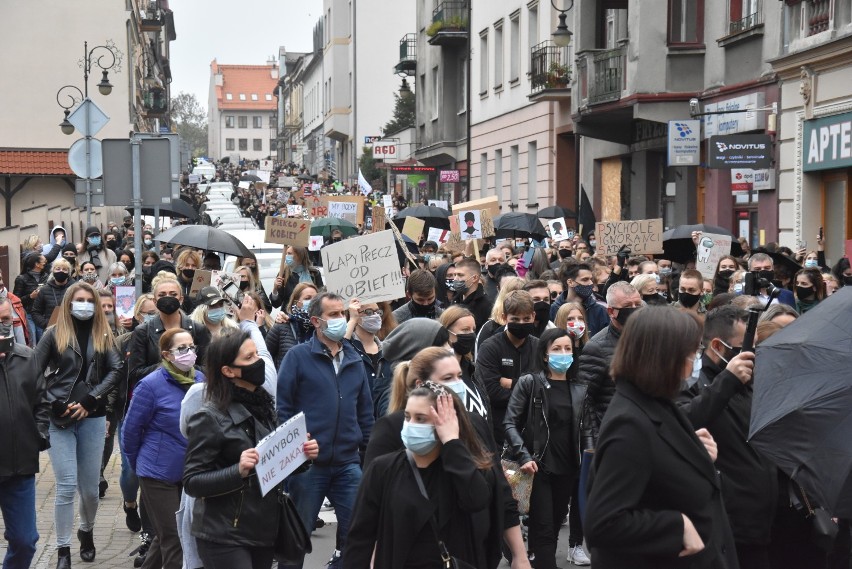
[277,291,374,569]
[550,262,609,336]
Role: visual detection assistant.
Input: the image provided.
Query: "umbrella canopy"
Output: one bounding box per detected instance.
[154,225,254,258]
[537,205,576,219]
[749,287,852,517]
[240,174,262,182]
[751,248,803,276]
[662,224,744,263]
[297,173,314,182]
[392,204,451,230]
[126,198,198,220]
[310,217,359,238]
[493,212,547,241]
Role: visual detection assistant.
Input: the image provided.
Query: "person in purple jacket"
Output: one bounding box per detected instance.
[122,328,205,569]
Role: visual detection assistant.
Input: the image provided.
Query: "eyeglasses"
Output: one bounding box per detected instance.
[170,345,196,356]
[359,309,383,317]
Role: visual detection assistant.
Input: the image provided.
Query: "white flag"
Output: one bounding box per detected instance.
[358,168,372,196]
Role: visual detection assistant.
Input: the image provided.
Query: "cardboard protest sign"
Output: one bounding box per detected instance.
[309,235,324,251]
[696,233,733,279]
[321,230,406,304]
[594,218,664,256]
[255,412,308,497]
[452,196,500,218]
[287,204,303,217]
[382,195,393,208]
[401,217,425,241]
[427,227,450,245]
[372,206,386,233]
[277,176,297,188]
[458,210,482,240]
[548,217,570,241]
[114,286,136,319]
[189,270,213,298]
[264,216,311,247]
[428,199,449,210]
[328,200,359,222]
[480,209,495,238]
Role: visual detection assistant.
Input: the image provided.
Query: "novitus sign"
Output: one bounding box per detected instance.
[803,111,852,172]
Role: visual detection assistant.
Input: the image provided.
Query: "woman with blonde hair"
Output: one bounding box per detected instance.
[234,256,272,311]
[555,301,590,351]
[265,282,318,368]
[439,306,491,420]
[270,245,324,309]
[35,281,122,567]
[189,288,238,337]
[175,249,201,314]
[474,275,525,354]
[31,258,77,331]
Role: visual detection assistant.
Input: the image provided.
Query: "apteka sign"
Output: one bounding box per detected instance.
[803,111,852,172]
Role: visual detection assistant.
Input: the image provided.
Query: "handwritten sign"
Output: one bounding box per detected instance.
[321,230,405,304]
[114,286,136,319]
[189,270,213,298]
[427,227,449,245]
[255,412,308,497]
[452,196,500,218]
[328,201,359,221]
[401,217,425,241]
[594,218,664,256]
[188,174,200,185]
[428,199,448,210]
[372,206,386,234]
[696,233,733,279]
[264,216,311,247]
[309,235,324,251]
[287,205,303,217]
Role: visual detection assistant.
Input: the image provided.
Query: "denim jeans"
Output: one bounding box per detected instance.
[47,417,106,547]
[285,463,361,568]
[24,314,42,348]
[116,420,140,503]
[0,475,39,569]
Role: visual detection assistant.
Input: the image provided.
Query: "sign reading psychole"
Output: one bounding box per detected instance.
[595,218,664,256]
[803,112,852,172]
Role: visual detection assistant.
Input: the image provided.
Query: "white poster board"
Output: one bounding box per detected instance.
[695,233,733,279]
[458,210,482,240]
[287,205,303,217]
[308,235,324,251]
[428,200,448,210]
[328,200,359,222]
[321,230,405,304]
[426,227,450,245]
[547,217,570,242]
[255,412,308,497]
[382,195,393,208]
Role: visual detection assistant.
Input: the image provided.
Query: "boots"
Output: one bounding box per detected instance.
[56,546,71,569]
[77,529,96,562]
[134,531,152,568]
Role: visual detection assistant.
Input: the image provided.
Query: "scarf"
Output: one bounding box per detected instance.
[232,384,277,430]
[292,265,313,283]
[162,359,197,387]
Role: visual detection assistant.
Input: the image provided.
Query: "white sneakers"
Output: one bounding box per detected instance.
[569,544,591,566]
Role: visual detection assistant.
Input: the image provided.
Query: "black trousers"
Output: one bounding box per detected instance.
[527,471,573,569]
[138,477,183,569]
[196,539,274,569]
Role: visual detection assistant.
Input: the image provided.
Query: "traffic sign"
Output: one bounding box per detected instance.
[67,98,110,138]
[68,138,103,178]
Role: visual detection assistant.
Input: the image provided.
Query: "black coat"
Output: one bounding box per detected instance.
[269,269,324,309]
[676,356,778,545]
[577,324,621,438]
[453,285,493,332]
[265,321,300,370]
[127,314,211,390]
[585,381,739,569]
[344,441,498,569]
[0,344,50,476]
[13,271,46,314]
[30,278,75,330]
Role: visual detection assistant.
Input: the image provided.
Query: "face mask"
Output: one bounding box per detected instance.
[566,321,586,339]
[410,299,436,318]
[110,277,126,286]
[507,322,536,340]
[615,306,639,327]
[733,282,744,295]
[445,279,457,292]
[659,267,672,277]
[88,236,101,247]
[239,280,251,291]
[107,240,119,250]
[53,271,69,283]
[144,239,153,247]
[642,293,660,304]
[573,283,595,300]
[0,322,13,340]
[795,286,814,300]
[235,358,266,387]
[300,299,311,311]
[182,269,195,280]
[401,421,438,455]
[70,301,95,321]
[533,301,551,324]
[548,353,574,373]
[143,313,157,324]
[717,269,735,280]
[678,292,701,308]
[171,351,197,372]
[452,279,471,295]
[711,340,741,366]
[359,313,382,334]
[322,317,348,342]
[0,287,6,299]
[589,240,597,248]
[558,249,572,259]
[207,307,227,322]
[444,380,467,404]
[701,293,713,306]
[486,264,500,277]
[653,273,661,284]
[285,254,295,266]
[156,295,181,315]
[844,275,852,286]
[451,332,476,356]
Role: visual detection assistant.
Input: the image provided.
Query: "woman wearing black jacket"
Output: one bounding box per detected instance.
[182,331,319,569]
[503,328,591,568]
[34,281,122,568]
[14,252,48,345]
[269,246,323,309]
[31,258,77,331]
[265,282,317,368]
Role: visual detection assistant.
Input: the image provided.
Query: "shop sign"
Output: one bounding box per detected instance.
[439,170,460,183]
[708,134,772,169]
[803,111,852,172]
[667,120,700,166]
[731,168,775,192]
[704,93,765,138]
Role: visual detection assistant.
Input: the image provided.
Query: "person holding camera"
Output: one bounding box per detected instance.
[34,282,122,568]
[746,253,795,308]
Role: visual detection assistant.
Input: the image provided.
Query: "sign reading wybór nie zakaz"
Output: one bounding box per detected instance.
[708,134,772,169]
[803,111,852,172]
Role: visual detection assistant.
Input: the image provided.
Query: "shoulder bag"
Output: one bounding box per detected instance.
[273,488,312,564]
[797,483,838,553]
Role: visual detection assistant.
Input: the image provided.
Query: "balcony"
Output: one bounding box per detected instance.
[728,0,764,34]
[529,40,571,102]
[427,1,468,47]
[577,46,626,106]
[394,34,417,76]
[807,0,830,36]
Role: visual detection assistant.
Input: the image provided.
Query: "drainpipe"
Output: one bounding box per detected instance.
[466,0,472,201]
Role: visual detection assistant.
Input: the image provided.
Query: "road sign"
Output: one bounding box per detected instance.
[68,138,103,178]
[102,137,171,207]
[74,192,104,208]
[74,179,103,195]
[67,98,110,138]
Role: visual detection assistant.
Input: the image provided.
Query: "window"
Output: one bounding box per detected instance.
[253,139,263,151]
[431,66,440,120]
[510,12,520,82]
[225,116,235,128]
[494,149,504,202]
[459,57,468,113]
[527,141,537,206]
[226,93,233,100]
[528,2,539,56]
[266,94,273,101]
[479,30,489,95]
[668,0,703,45]
[225,138,235,151]
[510,145,519,205]
[238,139,248,151]
[480,152,488,194]
[729,0,762,33]
[238,116,247,128]
[253,116,263,128]
[251,93,258,101]
[494,21,504,88]
[239,93,246,101]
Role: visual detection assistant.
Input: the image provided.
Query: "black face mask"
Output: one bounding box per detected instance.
[642,293,662,304]
[678,291,701,308]
[235,358,266,387]
[614,306,639,327]
[53,271,69,284]
[507,322,536,340]
[795,286,814,300]
[558,249,572,259]
[451,332,476,356]
[409,299,436,318]
[717,269,735,280]
[106,240,119,250]
[533,301,551,325]
[156,296,181,315]
[239,280,251,291]
[182,269,196,280]
[486,264,500,278]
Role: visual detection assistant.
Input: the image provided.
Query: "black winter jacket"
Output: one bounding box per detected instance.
[127,314,211,390]
[0,344,50,476]
[13,271,46,314]
[265,321,304,369]
[577,324,621,440]
[31,278,76,330]
[269,269,324,309]
[454,285,493,331]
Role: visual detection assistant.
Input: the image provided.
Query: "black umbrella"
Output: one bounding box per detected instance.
[537,205,576,219]
[154,225,254,258]
[297,173,314,182]
[752,248,803,277]
[126,199,198,220]
[493,212,547,241]
[662,224,744,263]
[240,174,262,182]
[749,287,852,517]
[392,204,451,230]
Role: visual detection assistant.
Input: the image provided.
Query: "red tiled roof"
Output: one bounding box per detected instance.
[214,62,279,111]
[0,150,73,176]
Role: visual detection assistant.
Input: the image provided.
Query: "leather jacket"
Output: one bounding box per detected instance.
[34,326,122,417]
[503,371,591,467]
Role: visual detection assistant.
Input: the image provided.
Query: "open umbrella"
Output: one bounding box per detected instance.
[154,225,254,258]
[751,248,803,277]
[310,217,359,238]
[297,173,314,182]
[393,204,451,230]
[749,287,852,517]
[126,198,198,220]
[240,174,262,182]
[537,205,576,219]
[493,212,547,241]
[662,224,744,263]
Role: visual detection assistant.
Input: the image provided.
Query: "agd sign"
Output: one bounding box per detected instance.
[372,140,398,160]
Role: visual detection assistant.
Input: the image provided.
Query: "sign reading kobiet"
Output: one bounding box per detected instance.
[321,230,405,304]
[595,218,664,256]
[264,216,311,247]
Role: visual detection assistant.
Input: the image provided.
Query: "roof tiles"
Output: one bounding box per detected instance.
[216,64,279,111]
[0,150,73,176]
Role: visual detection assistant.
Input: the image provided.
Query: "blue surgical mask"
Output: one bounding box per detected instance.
[733,283,744,295]
[444,380,467,404]
[143,313,157,324]
[653,273,661,284]
[804,259,818,268]
[88,236,101,247]
[110,277,125,286]
[285,254,294,266]
[322,317,348,341]
[301,299,311,311]
[207,307,226,322]
[401,421,438,455]
[70,301,95,321]
[547,353,574,373]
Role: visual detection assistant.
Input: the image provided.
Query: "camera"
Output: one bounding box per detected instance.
[743,271,777,297]
[689,98,700,117]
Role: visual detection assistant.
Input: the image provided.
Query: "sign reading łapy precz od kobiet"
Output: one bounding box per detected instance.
[595,218,664,256]
[321,230,406,304]
[255,412,308,497]
[264,216,311,247]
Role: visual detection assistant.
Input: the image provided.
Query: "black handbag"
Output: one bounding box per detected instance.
[273,489,312,564]
[406,451,477,569]
[798,484,838,553]
[50,377,91,429]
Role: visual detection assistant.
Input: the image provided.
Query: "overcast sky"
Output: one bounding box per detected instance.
[168,0,321,110]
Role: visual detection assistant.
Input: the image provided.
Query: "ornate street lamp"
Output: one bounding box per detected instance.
[551,0,574,47]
